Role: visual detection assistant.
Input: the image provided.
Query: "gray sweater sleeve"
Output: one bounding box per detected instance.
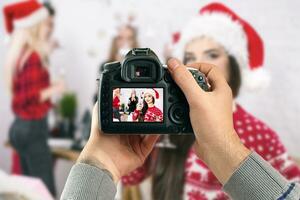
[60,163,116,200]
[60,152,300,200]
[224,152,300,200]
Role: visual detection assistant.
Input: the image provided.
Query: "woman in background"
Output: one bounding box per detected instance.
[100,24,139,72]
[127,89,138,114]
[122,3,300,200]
[94,24,139,103]
[3,0,65,196]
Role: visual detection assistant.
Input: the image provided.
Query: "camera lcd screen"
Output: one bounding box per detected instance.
[112,88,163,122]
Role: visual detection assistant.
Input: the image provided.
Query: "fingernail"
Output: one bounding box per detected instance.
[168,58,180,71]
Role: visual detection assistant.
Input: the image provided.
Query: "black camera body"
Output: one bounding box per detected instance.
[98,48,209,134]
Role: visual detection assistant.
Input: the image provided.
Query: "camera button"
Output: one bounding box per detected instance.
[168,97,174,103]
[197,75,204,82]
[164,72,173,83]
[175,108,183,118]
[169,86,177,95]
[168,125,180,133]
[169,104,186,125]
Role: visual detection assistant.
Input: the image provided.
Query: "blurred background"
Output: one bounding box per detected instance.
[0,0,300,199]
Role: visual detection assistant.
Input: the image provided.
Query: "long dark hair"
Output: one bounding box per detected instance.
[151,55,241,200]
[141,97,155,116]
[152,135,195,200]
[227,55,242,98]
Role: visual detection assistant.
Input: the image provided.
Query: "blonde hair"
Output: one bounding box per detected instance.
[26,22,48,64]
[4,20,48,93]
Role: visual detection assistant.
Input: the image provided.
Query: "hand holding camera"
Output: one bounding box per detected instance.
[80,54,249,185]
[167,58,250,184]
[78,102,159,183]
[99,48,209,134]
[136,103,143,111]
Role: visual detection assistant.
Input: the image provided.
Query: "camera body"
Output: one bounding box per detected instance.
[98,48,209,134]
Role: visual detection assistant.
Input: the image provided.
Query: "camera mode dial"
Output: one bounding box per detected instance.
[188,68,210,91]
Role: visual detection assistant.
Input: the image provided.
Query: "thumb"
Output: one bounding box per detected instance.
[167,58,203,104]
[91,102,100,133]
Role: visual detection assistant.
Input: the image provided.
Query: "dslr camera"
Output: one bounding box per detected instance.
[98,48,209,134]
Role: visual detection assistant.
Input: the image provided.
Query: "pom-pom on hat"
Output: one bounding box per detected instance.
[173,2,270,91]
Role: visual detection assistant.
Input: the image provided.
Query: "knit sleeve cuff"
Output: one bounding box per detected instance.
[223,151,293,199]
[61,163,116,200]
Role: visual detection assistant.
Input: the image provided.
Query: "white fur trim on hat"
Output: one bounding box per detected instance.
[14,7,48,29]
[173,13,271,91]
[242,67,271,91]
[173,13,248,70]
[143,89,157,99]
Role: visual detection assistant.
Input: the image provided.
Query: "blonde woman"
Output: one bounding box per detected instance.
[3,1,64,196]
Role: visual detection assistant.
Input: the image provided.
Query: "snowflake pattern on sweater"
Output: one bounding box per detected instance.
[184,104,300,200]
[132,106,163,122]
[122,104,300,200]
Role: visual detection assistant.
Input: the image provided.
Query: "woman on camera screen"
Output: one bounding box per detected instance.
[127,90,138,114]
[132,89,163,122]
[112,88,121,121]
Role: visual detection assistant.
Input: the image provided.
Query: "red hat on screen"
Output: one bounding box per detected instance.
[144,89,159,99]
[3,0,49,34]
[173,2,270,91]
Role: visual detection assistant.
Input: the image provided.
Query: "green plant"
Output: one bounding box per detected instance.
[59,93,77,120]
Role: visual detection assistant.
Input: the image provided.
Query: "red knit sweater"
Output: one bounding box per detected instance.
[132,106,163,122]
[122,104,300,200]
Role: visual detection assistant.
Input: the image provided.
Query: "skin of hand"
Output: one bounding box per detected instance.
[77,102,159,183]
[40,79,66,102]
[167,58,251,184]
[136,104,143,111]
[54,79,66,94]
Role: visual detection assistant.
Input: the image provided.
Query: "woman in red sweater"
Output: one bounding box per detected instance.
[112,88,121,121]
[132,89,163,122]
[3,1,64,196]
[121,3,300,200]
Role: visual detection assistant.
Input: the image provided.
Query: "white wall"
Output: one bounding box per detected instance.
[1,0,300,197]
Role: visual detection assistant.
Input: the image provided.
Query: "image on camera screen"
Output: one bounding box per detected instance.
[112,88,163,122]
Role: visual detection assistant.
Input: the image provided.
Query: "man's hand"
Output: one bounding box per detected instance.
[78,102,159,183]
[167,58,250,184]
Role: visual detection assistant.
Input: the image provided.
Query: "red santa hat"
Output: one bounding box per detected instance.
[143,89,159,99]
[173,3,270,91]
[3,0,49,35]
